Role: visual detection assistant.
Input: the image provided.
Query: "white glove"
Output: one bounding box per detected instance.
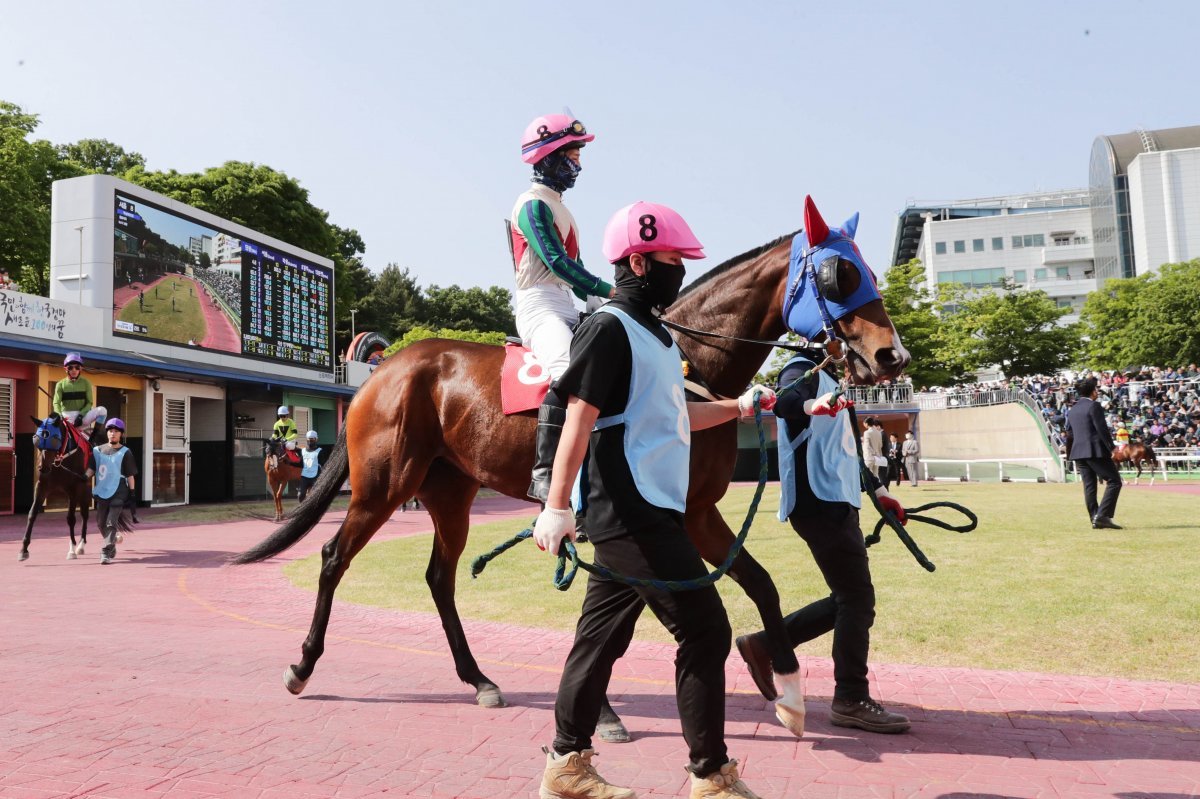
[738,384,777,416]
[584,294,608,314]
[533,506,576,555]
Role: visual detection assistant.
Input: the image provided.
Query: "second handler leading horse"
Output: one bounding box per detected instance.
[235,196,908,725]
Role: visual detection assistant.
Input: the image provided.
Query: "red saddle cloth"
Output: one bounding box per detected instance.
[62,420,92,466]
[284,448,302,467]
[500,343,551,415]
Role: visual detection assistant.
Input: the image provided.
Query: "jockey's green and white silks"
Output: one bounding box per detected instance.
[590,306,690,512]
[301,447,322,479]
[777,357,861,521]
[93,444,129,500]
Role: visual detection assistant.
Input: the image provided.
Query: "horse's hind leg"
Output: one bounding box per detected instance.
[419,461,509,708]
[66,497,79,559]
[286,493,401,694]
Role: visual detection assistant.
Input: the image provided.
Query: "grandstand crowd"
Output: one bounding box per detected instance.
[194,266,241,311]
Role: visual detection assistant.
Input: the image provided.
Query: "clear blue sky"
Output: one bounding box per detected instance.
[4,1,1198,292]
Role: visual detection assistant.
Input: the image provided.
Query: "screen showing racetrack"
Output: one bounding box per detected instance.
[111,192,333,371]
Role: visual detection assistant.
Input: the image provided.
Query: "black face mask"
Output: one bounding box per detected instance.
[641,258,685,310]
[531,150,582,193]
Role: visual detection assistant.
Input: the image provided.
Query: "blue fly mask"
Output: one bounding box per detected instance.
[781,195,881,344]
[33,417,64,453]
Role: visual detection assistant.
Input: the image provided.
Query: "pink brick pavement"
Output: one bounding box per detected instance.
[3,496,1199,798]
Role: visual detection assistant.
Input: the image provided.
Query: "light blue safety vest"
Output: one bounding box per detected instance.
[590,306,690,512]
[777,357,861,521]
[301,447,322,479]
[93,445,129,500]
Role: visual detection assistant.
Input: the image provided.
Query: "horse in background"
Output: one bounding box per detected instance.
[265,441,304,523]
[19,415,94,562]
[1113,441,1159,485]
[234,197,907,731]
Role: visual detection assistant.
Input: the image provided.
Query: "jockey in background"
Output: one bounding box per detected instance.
[510,112,615,503]
[53,352,106,439]
[1114,422,1130,450]
[271,406,299,462]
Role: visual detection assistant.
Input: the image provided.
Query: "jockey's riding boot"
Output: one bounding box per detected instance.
[528,388,568,503]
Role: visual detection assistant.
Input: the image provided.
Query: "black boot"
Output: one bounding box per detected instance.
[528,388,567,503]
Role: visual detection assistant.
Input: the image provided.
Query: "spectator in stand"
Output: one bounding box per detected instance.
[1066,377,1122,530]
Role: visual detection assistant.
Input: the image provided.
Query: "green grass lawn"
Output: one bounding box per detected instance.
[119,279,207,344]
[281,482,1200,683]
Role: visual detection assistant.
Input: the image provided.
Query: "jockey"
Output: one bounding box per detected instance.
[1115,423,1130,450]
[511,113,615,502]
[53,353,106,437]
[271,406,299,452]
[533,201,771,799]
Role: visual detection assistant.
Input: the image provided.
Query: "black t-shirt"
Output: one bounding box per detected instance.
[555,300,682,542]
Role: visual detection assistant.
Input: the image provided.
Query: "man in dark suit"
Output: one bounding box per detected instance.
[1066,376,1122,529]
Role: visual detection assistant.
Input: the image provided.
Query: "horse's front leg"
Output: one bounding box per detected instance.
[19,485,44,561]
[66,495,80,559]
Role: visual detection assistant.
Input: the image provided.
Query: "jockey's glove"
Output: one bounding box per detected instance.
[533,506,576,556]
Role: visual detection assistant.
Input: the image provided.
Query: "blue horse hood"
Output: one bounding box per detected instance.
[782,221,881,340]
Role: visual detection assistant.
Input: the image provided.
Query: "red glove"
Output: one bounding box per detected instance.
[875,489,906,524]
[807,392,852,417]
[738,384,777,416]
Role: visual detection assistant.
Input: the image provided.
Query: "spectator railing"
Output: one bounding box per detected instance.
[843,384,914,408]
[915,387,1020,410]
[921,457,1055,482]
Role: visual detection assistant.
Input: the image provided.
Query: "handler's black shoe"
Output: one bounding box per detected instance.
[830,697,910,734]
[734,634,777,701]
[1092,516,1123,530]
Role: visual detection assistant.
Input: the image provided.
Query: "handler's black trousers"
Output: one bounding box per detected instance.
[781,503,875,702]
[95,484,130,559]
[552,526,731,777]
[1076,456,1121,521]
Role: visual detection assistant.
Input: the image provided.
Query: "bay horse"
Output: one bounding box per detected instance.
[1113,441,1159,485]
[234,207,908,731]
[265,443,304,522]
[19,416,94,562]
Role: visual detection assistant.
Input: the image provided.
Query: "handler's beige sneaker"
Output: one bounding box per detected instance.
[689,759,764,799]
[540,747,637,799]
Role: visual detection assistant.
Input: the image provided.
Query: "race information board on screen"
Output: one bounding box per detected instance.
[112,192,333,371]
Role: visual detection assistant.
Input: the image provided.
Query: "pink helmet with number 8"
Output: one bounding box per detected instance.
[601,201,706,263]
[521,114,594,165]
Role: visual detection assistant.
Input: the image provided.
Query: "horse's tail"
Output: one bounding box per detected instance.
[231,424,350,564]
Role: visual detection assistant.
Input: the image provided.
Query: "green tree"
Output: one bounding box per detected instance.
[1078,273,1151,369]
[880,258,963,387]
[423,284,517,336]
[0,101,87,294]
[1133,260,1200,366]
[934,281,1081,378]
[56,138,145,175]
[383,325,507,357]
[358,264,423,339]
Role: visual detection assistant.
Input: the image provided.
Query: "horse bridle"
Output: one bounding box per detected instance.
[781,248,850,364]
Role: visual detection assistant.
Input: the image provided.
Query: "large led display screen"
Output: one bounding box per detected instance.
[112,193,333,370]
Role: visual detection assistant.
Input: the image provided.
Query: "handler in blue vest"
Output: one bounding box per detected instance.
[298,430,324,502]
[532,202,774,799]
[734,354,911,736]
[85,418,138,565]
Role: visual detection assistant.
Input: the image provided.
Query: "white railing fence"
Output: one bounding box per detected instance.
[921,457,1058,483]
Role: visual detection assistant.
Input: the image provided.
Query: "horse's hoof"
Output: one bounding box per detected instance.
[596,720,632,743]
[476,686,507,708]
[18,550,28,562]
[283,665,309,695]
[66,548,77,560]
[115,533,124,544]
[74,542,85,555]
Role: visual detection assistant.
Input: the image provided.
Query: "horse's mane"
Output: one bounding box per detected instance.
[676,229,799,300]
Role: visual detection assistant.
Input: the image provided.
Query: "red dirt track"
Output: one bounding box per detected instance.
[2,497,1199,798]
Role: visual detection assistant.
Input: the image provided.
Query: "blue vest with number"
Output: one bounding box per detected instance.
[93,445,128,500]
[777,357,861,521]
[301,447,322,478]
[591,306,690,512]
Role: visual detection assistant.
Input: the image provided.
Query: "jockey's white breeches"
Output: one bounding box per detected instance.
[65,407,106,427]
[514,283,577,380]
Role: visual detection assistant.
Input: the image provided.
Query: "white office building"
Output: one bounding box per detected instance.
[891,190,1096,325]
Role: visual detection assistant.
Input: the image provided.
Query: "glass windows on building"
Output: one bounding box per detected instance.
[1010,234,1046,249]
[1053,235,1071,246]
[1073,235,1089,244]
[1034,268,1048,280]
[935,242,947,255]
[1057,298,1075,309]
[992,237,1004,250]
[972,238,984,252]
[1013,269,1027,283]
[1056,266,1070,279]
[936,267,1006,287]
[953,240,966,253]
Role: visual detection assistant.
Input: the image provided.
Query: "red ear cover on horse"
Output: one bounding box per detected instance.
[803,195,830,248]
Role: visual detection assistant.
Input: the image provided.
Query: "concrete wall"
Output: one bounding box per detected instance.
[921,403,1052,461]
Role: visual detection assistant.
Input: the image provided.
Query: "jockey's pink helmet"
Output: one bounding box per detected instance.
[521,114,594,165]
[601,201,706,263]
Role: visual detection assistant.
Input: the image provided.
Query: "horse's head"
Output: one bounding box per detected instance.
[32,415,65,453]
[782,196,909,385]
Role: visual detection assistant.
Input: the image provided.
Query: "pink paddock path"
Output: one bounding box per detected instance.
[2,497,1199,798]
